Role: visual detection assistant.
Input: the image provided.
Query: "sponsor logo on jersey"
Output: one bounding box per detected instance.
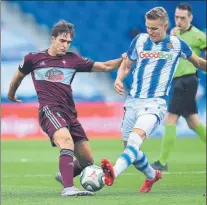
[45,67,64,82]
[139,51,173,60]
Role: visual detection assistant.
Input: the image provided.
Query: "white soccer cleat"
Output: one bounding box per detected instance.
[61,186,93,196]
[55,172,63,185]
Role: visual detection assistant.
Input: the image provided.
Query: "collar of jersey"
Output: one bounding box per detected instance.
[152,35,170,45]
[179,25,193,35]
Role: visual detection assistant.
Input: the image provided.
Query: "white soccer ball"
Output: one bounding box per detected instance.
[80,165,105,192]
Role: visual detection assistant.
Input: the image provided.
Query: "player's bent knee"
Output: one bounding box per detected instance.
[187,121,196,130]
[53,135,74,150]
[55,138,74,150]
[53,127,74,150]
[132,128,146,139]
[165,113,179,124]
[186,115,200,130]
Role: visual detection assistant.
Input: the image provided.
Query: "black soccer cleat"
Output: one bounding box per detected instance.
[150,160,168,171]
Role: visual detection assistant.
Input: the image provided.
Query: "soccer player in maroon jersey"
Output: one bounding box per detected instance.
[8,20,124,196]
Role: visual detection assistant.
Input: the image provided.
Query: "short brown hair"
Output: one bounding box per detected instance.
[51,20,75,38]
[176,3,192,16]
[145,7,169,24]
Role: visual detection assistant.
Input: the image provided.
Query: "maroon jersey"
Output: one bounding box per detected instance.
[19,50,94,121]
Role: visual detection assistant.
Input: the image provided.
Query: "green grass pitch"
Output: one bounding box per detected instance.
[1,138,206,205]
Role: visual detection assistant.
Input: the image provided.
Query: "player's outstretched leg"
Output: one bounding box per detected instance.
[101,158,116,186]
[139,170,162,193]
[101,133,140,186]
[133,150,162,193]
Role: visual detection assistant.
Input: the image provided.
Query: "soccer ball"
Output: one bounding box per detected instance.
[80,165,105,192]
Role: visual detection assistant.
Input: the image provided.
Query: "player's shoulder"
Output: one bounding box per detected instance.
[191,26,205,34]
[65,51,91,61]
[169,35,180,42]
[24,50,47,60]
[136,33,149,41]
[139,33,149,38]
[169,35,191,52]
[170,35,185,47]
[64,51,82,61]
[191,26,206,39]
[65,51,79,57]
[133,33,149,46]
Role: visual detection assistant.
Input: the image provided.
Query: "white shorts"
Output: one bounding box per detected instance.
[121,96,167,141]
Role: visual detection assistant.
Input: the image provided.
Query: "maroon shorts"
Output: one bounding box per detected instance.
[39,105,88,146]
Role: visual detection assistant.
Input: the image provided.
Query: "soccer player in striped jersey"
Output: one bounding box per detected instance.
[151,3,206,171]
[101,7,206,193]
[7,20,124,197]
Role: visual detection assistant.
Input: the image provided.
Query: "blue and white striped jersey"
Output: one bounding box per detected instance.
[126,33,193,99]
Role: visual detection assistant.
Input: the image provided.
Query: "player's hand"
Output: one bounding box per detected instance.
[122,53,128,60]
[170,27,181,36]
[114,79,124,95]
[8,95,22,103]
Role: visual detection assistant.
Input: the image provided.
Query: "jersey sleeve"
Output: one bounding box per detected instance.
[18,53,33,75]
[197,31,206,50]
[127,34,140,61]
[179,38,193,59]
[74,53,95,72]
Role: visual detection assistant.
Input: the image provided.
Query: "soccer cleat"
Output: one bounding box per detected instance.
[55,172,63,185]
[139,170,162,193]
[100,158,115,186]
[150,160,168,171]
[61,186,93,196]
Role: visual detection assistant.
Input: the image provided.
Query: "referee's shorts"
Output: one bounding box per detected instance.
[168,74,198,118]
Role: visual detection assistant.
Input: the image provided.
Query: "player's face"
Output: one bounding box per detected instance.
[146,19,168,42]
[51,33,72,56]
[174,9,192,31]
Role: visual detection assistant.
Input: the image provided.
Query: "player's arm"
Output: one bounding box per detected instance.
[8,54,33,102]
[187,53,207,72]
[91,57,123,72]
[8,71,26,102]
[114,35,138,95]
[114,58,135,95]
[179,38,206,72]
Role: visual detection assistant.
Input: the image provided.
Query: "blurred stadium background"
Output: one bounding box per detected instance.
[1,1,206,141]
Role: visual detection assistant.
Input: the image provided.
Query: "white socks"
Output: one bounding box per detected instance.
[114,132,142,177]
[133,150,155,180]
[113,132,155,180]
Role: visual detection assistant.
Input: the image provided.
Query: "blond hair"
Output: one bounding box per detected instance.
[145,7,169,24]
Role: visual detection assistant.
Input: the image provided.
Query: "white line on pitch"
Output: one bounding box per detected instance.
[1,171,206,178]
[123,171,206,175]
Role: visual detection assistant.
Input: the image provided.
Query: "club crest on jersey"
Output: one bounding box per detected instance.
[139,51,173,60]
[45,67,64,82]
[167,42,174,49]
